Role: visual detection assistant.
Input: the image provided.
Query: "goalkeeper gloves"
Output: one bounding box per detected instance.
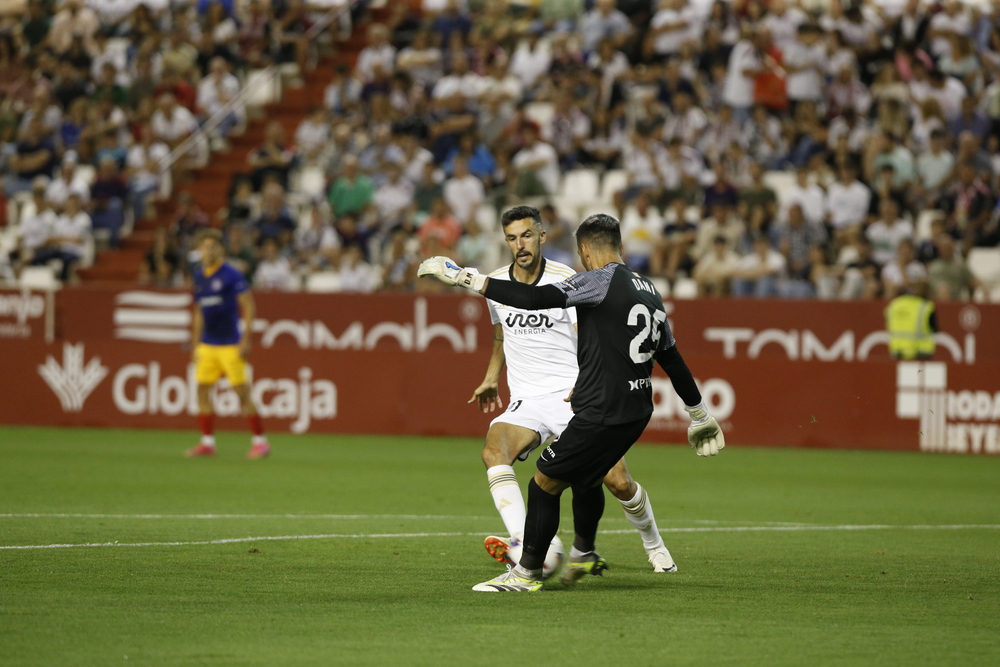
[417,256,487,292]
[684,402,725,457]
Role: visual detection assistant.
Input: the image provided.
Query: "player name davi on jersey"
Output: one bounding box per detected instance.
[487,258,578,398]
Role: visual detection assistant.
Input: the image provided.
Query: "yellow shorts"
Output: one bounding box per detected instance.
[194,344,247,386]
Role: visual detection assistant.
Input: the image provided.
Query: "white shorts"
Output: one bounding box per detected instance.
[490,391,575,455]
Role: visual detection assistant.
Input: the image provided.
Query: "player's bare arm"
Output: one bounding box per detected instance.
[237,291,255,359]
[190,305,203,363]
[469,323,505,414]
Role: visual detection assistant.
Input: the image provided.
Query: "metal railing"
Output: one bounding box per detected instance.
[158,1,357,175]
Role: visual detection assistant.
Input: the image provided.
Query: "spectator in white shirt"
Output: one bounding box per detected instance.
[337,243,378,293]
[661,90,707,147]
[295,107,331,163]
[253,237,297,290]
[781,166,826,227]
[19,179,57,265]
[151,92,206,169]
[511,125,560,197]
[374,162,416,227]
[732,235,786,297]
[355,24,397,83]
[46,152,91,210]
[761,0,808,51]
[432,52,484,102]
[509,29,551,89]
[30,192,91,282]
[578,0,634,53]
[915,129,955,201]
[196,57,243,142]
[443,157,485,225]
[722,30,765,124]
[295,200,341,270]
[126,123,169,222]
[616,125,667,211]
[621,192,665,273]
[826,164,872,235]
[928,0,970,60]
[783,24,825,109]
[881,239,927,297]
[925,69,967,121]
[866,199,914,265]
[694,235,742,296]
[395,30,443,89]
[649,0,696,60]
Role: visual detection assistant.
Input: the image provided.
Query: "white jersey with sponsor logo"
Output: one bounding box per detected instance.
[487,259,578,398]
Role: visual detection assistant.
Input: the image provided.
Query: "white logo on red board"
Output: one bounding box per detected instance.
[37,343,109,412]
[114,291,193,344]
[896,362,1000,454]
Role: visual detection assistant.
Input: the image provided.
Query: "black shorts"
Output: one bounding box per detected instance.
[536,415,651,487]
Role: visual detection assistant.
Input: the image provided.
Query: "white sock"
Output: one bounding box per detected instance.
[620,484,665,552]
[201,435,216,447]
[486,465,526,540]
[569,546,593,559]
[514,564,542,579]
[252,435,268,446]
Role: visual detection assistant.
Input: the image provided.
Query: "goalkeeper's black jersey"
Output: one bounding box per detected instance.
[551,263,675,425]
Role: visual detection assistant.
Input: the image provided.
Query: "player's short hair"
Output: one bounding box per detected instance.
[576,213,621,250]
[195,228,223,246]
[500,205,541,229]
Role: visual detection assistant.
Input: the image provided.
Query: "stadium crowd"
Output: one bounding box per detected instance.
[1,0,998,301]
[0,0,338,282]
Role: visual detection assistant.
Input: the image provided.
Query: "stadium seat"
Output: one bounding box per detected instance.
[672,278,698,299]
[305,272,342,293]
[650,276,670,297]
[297,166,327,198]
[915,210,944,241]
[245,68,282,108]
[581,203,611,222]
[599,170,628,205]
[524,102,555,132]
[557,169,601,208]
[7,198,19,228]
[476,204,499,232]
[19,266,60,290]
[968,248,1000,301]
[75,165,97,188]
[763,171,797,205]
[551,195,580,222]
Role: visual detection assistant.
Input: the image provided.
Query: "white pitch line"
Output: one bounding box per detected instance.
[1,524,998,550]
[0,513,814,526]
[0,513,494,520]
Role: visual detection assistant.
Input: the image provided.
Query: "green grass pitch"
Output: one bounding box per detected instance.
[1,426,998,666]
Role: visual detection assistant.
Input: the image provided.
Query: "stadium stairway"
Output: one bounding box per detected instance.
[78,20,375,285]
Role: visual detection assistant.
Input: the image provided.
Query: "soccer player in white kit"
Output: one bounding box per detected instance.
[470,206,676,573]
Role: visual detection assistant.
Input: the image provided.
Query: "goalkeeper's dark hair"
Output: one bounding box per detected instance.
[500,205,542,229]
[576,213,621,250]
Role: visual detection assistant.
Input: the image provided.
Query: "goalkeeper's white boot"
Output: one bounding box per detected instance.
[647,547,678,573]
[472,565,543,592]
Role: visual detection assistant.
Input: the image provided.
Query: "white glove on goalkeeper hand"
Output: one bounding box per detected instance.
[684,402,725,457]
[417,256,486,292]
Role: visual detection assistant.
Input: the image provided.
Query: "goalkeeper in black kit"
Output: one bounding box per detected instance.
[419,214,724,592]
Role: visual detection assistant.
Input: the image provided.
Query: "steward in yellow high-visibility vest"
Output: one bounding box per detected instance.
[885,282,937,360]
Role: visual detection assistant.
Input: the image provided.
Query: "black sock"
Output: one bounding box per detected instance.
[571,483,606,554]
[520,477,562,572]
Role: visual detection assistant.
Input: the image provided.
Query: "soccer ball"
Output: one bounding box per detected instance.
[507,535,565,579]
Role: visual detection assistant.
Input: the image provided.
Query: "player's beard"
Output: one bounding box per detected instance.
[515,248,539,272]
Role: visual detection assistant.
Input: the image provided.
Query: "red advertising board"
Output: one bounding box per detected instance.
[3,288,998,454]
